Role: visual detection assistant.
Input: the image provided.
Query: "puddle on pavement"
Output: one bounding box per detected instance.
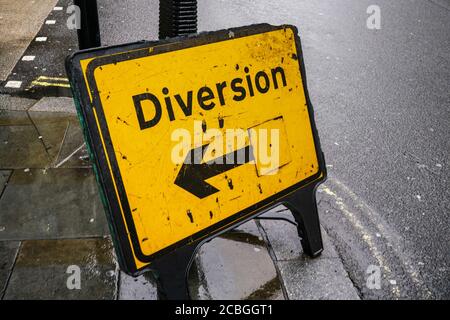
[188,229,285,300]
[244,277,282,300]
[218,230,266,247]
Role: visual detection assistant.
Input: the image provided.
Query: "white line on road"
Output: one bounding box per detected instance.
[53,6,63,11]
[330,178,432,298]
[4,81,22,88]
[45,20,56,25]
[22,55,36,61]
[35,37,47,42]
[320,184,401,298]
[319,178,433,298]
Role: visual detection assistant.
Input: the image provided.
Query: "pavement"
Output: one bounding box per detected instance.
[0,0,449,300]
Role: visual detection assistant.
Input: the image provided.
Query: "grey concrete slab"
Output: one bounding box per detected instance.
[192,220,284,300]
[0,95,37,111]
[0,168,109,240]
[0,110,31,126]
[0,170,11,195]
[258,207,358,299]
[3,238,116,300]
[28,99,88,168]
[0,125,51,169]
[118,271,157,300]
[259,207,339,261]
[27,111,75,163]
[0,0,58,80]
[28,97,76,114]
[278,257,360,300]
[53,121,90,169]
[0,241,20,298]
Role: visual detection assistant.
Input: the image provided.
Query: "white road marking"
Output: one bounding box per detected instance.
[320,178,433,298]
[4,81,22,88]
[36,37,47,42]
[320,184,401,298]
[22,55,36,61]
[45,20,56,25]
[53,6,63,11]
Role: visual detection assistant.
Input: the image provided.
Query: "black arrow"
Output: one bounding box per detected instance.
[174,144,254,198]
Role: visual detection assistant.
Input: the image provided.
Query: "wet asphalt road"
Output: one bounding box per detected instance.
[3,0,448,298]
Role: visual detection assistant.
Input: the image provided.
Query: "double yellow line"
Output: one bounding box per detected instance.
[30,76,70,88]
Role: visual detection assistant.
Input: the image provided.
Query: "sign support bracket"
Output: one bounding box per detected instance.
[284,182,324,257]
[148,243,198,300]
[147,180,324,300]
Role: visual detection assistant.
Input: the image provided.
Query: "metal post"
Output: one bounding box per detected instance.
[159,0,198,39]
[74,0,101,49]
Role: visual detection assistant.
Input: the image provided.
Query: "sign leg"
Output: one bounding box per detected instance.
[159,0,198,39]
[74,0,101,49]
[148,244,197,300]
[284,183,324,258]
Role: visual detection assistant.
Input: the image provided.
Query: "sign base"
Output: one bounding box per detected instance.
[148,243,197,300]
[148,179,324,300]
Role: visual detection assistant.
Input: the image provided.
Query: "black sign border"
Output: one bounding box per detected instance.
[66,24,327,275]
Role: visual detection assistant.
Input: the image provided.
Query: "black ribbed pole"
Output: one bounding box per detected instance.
[74,0,101,49]
[159,0,198,39]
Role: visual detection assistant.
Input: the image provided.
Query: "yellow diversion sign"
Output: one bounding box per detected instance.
[66,24,326,274]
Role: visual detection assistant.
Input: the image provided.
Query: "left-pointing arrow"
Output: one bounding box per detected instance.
[174,144,254,198]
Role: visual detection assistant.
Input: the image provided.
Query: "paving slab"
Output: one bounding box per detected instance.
[0,95,37,111]
[0,241,20,298]
[28,111,75,163]
[192,220,284,300]
[27,110,89,168]
[118,271,157,300]
[28,97,76,114]
[53,121,90,168]
[0,110,32,126]
[259,207,358,300]
[278,257,360,300]
[0,125,51,169]
[0,168,109,240]
[3,238,116,300]
[0,170,11,195]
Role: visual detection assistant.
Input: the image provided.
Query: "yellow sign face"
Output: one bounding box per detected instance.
[67,24,325,274]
